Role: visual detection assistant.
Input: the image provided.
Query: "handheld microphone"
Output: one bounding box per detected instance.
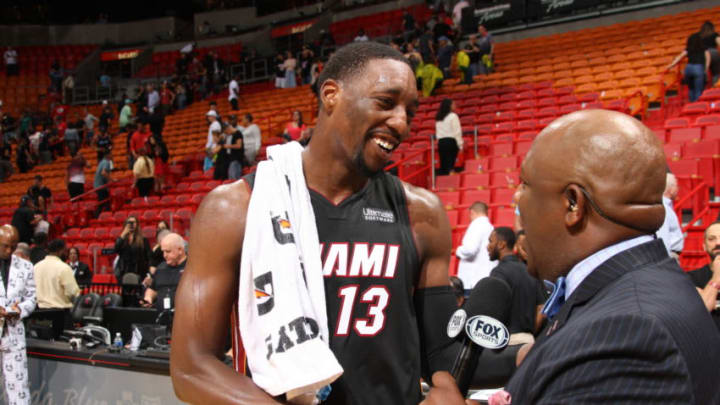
[448,276,512,397]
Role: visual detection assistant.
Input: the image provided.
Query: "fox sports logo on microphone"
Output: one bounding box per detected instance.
[465,315,509,349]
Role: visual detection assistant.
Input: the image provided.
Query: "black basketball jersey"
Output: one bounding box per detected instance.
[243,172,423,405]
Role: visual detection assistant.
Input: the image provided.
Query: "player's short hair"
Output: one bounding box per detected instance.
[316,42,411,107]
[48,239,66,254]
[469,201,488,214]
[493,226,516,250]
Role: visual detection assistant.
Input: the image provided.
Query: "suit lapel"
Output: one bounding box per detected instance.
[538,240,669,342]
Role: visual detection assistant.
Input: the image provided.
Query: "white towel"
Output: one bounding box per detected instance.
[238,142,343,403]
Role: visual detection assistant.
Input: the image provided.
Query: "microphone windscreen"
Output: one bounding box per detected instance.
[462,276,512,327]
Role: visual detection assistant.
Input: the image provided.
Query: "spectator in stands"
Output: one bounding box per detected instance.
[240,113,261,167]
[300,46,315,85]
[63,121,80,155]
[0,135,12,182]
[488,227,545,343]
[435,98,463,175]
[283,51,298,88]
[274,53,286,89]
[477,24,494,74]
[142,233,186,318]
[418,60,444,97]
[211,125,231,181]
[148,135,169,194]
[146,83,160,114]
[310,57,324,94]
[701,21,720,87]
[98,100,113,133]
[354,28,370,42]
[228,74,240,111]
[149,227,170,270]
[62,73,75,104]
[466,34,481,78]
[449,275,465,306]
[668,23,712,102]
[66,246,92,288]
[94,148,113,215]
[94,129,112,161]
[119,99,134,132]
[13,242,30,261]
[114,215,151,283]
[83,107,98,146]
[130,122,152,168]
[205,52,226,94]
[656,173,684,258]
[15,136,33,173]
[282,110,307,142]
[27,175,51,215]
[402,9,416,36]
[456,201,496,293]
[133,146,155,199]
[29,232,48,265]
[457,44,472,84]
[223,121,244,180]
[3,46,18,76]
[34,239,80,309]
[205,110,222,171]
[66,149,87,199]
[687,221,720,331]
[175,82,187,110]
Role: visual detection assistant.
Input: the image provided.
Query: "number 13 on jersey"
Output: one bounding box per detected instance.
[335,285,390,337]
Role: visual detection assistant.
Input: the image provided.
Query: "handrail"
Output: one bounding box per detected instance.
[681,205,711,234]
[68,179,119,203]
[384,147,428,172]
[674,181,709,232]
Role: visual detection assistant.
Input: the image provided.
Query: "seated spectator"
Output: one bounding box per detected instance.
[34,239,80,309]
[67,247,92,288]
[66,149,87,199]
[142,233,187,317]
[282,110,307,142]
[687,221,720,331]
[133,146,155,199]
[114,215,151,283]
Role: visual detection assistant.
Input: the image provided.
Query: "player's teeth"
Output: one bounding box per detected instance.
[374,139,392,150]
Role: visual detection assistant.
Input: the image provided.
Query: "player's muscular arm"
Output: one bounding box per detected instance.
[404,183,452,288]
[170,181,282,405]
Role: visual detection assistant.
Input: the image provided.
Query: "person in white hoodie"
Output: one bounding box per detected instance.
[455,201,496,294]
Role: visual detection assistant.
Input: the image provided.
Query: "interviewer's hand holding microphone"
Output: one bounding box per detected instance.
[421,277,520,405]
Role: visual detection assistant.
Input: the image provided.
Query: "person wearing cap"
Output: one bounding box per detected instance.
[437,36,454,78]
[119,99,133,131]
[205,109,221,150]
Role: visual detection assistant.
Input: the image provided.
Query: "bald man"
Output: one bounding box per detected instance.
[0,225,36,405]
[143,233,186,315]
[423,110,720,405]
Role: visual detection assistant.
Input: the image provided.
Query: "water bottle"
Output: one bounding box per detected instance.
[113,332,123,350]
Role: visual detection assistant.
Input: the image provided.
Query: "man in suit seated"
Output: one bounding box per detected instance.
[422,109,720,404]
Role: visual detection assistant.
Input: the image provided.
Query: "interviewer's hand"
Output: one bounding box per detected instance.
[420,371,478,405]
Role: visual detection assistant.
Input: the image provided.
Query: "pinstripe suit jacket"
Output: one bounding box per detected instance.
[506,240,720,404]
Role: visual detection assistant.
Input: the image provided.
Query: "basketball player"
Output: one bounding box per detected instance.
[170,42,459,404]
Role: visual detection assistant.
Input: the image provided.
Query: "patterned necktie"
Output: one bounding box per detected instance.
[541,276,566,319]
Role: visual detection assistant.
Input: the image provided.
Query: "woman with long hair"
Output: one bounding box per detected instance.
[282,110,308,142]
[668,22,713,102]
[700,21,720,87]
[66,246,92,287]
[114,215,151,282]
[435,98,463,175]
[133,146,155,198]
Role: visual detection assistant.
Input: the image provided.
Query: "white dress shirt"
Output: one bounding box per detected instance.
[656,196,685,254]
[435,112,464,148]
[456,215,496,289]
[565,235,654,300]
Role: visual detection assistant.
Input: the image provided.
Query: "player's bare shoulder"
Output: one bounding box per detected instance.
[401,180,446,229]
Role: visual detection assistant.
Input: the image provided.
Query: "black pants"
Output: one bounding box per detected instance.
[136,178,155,197]
[438,138,459,175]
[68,182,84,198]
[6,64,18,76]
[230,98,238,110]
[95,187,110,216]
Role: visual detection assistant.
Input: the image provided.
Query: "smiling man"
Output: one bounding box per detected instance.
[687,221,720,330]
[170,42,455,405]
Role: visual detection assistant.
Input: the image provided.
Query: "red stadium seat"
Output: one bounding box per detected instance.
[491,188,516,206]
[694,115,720,128]
[461,173,491,190]
[493,207,516,228]
[490,172,520,187]
[664,117,690,129]
[435,175,462,191]
[446,210,459,228]
[436,191,461,210]
[669,128,701,143]
[490,142,514,157]
[460,189,492,206]
[490,156,519,172]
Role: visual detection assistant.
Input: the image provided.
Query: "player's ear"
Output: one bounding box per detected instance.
[320,79,340,114]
